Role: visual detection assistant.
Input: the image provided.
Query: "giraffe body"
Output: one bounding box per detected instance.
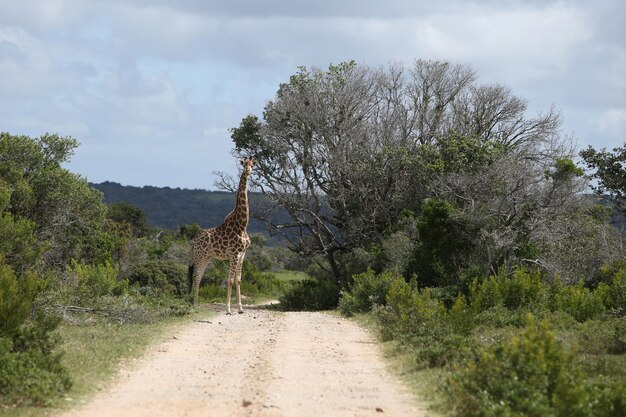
[188,158,253,314]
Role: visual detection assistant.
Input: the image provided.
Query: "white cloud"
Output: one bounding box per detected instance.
[594,108,626,135]
[0,0,624,188]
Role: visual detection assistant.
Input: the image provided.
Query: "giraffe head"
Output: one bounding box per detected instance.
[240,158,254,175]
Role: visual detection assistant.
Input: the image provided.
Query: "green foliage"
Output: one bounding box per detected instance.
[0,261,39,337]
[178,223,201,241]
[0,184,40,273]
[0,326,72,406]
[0,133,109,267]
[66,261,123,303]
[438,132,504,174]
[375,279,477,367]
[447,294,475,335]
[580,142,626,199]
[548,158,585,181]
[128,259,187,297]
[601,262,626,312]
[197,284,227,301]
[241,262,287,296]
[107,202,150,237]
[554,280,608,322]
[469,268,546,313]
[231,115,271,159]
[0,261,71,406]
[279,279,340,311]
[338,269,401,316]
[448,315,623,417]
[408,199,474,287]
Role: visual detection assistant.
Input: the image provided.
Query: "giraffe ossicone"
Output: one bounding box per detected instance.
[188,158,254,314]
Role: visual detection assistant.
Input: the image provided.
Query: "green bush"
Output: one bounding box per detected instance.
[67,261,123,302]
[380,280,447,339]
[0,261,71,406]
[469,268,546,313]
[571,317,626,357]
[376,280,476,368]
[241,262,287,296]
[128,259,187,296]
[198,284,227,302]
[448,315,588,417]
[446,294,474,335]
[279,278,339,311]
[474,305,528,328]
[380,279,420,338]
[606,268,626,312]
[555,280,608,322]
[339,269,401,316]
[0,262,38,336]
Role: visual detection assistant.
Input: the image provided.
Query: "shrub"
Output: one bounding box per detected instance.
[500,268,545,310]
[382,280,448,339]
[469,268,546,313]
[0,261,71,406]
[448,315,587,417]
[474,305,528,328]
[67,261,122,302]
[241,262,287,296]
[380,279,419,338]
[446,294,474,335]
[0,262,38,336]
[279,278,339,311]
[376,280,475,368]
[339,269,401,316]
[469,274,502,311]
[555,280,608,322]
[128,259,187,296]
[198,284,227,302]
[606,268,626,312]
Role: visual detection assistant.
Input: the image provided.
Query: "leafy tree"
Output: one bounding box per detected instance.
[0,133,109,267]
[580,142,626,199]
[107,202,150,237]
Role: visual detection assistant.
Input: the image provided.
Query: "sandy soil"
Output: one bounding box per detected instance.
[59,304,431,417]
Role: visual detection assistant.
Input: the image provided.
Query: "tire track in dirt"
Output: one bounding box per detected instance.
[58,305,430,417]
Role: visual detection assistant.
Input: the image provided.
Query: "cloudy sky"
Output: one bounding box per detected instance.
[1,0,624,189]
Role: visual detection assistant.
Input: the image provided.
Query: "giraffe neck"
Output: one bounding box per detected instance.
[229,168,250,230]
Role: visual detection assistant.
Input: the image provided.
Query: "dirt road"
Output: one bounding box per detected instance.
[60,305,430,417]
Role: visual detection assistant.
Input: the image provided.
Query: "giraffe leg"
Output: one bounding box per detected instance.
[235,252,246,314]
[226,257,238,315]
[192,261,208,307]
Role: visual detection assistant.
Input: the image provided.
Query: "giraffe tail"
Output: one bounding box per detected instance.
[187,264,194,295]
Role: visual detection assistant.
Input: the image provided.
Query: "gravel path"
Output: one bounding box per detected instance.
[59,305,430,417]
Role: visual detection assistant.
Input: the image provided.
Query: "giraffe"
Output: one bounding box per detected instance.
[188,158,253,314]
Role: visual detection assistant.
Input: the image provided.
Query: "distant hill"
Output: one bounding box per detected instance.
[90,181,272,235]
[91,182,626,242]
